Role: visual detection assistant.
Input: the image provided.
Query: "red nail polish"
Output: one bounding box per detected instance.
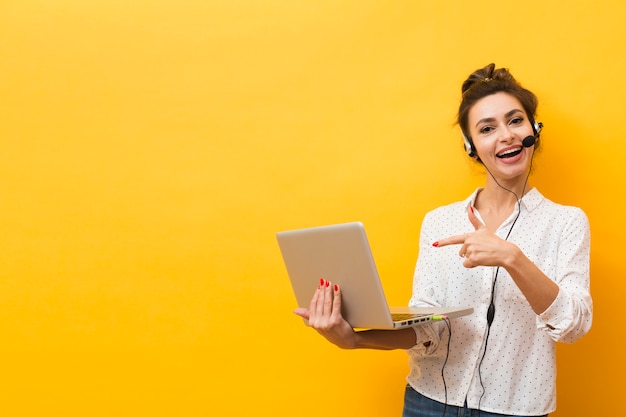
[432,241,439,247]
[334,284,338,291]
[470,206,475,214]
[320,278,325,287]
[325,280,330,287]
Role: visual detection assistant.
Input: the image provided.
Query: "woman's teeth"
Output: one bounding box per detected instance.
[497,147,522,158]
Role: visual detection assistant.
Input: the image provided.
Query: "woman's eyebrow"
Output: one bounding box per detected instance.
[474,109,524,128]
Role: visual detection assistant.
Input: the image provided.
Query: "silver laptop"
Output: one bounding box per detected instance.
[277,222,473,329]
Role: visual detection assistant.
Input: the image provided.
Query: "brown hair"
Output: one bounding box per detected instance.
[458,63,540,153]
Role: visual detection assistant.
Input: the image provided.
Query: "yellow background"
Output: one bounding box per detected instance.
[1,1,624,416]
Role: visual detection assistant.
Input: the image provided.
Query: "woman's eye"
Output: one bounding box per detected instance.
[510,117,523,125]
[480,126,493,134]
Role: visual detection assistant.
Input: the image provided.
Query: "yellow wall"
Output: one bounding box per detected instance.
[1,1,624,416]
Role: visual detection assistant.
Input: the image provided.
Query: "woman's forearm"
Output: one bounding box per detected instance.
[352,327,418,350]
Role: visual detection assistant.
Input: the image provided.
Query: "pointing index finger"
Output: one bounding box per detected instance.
[432,206,484,248]
[433,233,467,248]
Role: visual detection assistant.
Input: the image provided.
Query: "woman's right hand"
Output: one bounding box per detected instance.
[293,279,358,349]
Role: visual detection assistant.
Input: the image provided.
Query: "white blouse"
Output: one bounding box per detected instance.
[406,188,592,416]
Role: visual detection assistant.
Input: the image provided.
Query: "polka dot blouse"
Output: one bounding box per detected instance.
[405,188,592,416]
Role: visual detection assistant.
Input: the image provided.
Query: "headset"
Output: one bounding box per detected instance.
[463,118,543,158]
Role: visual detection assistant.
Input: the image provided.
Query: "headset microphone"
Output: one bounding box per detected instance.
[522,135,536,148]
[521,120,543,148]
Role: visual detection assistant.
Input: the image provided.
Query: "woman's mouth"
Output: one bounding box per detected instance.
[496,146,523,159]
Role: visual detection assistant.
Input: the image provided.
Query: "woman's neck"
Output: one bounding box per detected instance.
[483,171,532,202]
[474,181,532,231]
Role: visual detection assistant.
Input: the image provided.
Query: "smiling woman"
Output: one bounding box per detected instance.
[294,63,592,417]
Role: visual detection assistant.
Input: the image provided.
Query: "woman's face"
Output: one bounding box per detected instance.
[467,92,535,183]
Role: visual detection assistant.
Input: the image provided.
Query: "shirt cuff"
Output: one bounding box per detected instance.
[406,324,440,355]
[537,287,566,329]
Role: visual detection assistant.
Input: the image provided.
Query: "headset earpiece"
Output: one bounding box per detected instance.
[462,131,476,158]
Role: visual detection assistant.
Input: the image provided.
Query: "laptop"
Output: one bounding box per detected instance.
[277,222,473,330]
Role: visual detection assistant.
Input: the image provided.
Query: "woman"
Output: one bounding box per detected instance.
[294,63,592,417]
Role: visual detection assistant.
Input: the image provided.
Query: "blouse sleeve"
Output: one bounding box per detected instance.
[537,207,592,343]
[406,210,450,353]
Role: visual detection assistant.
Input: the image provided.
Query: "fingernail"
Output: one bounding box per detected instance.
[432,241,439,247]
[319,278,324,288]
[325,280,330,287]
[470,206,475,214]
[334,284,338,291]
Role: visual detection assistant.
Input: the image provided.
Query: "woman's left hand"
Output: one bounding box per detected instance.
[434,206,518,269]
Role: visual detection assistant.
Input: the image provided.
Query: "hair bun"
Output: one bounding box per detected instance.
[461,63,518,94]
